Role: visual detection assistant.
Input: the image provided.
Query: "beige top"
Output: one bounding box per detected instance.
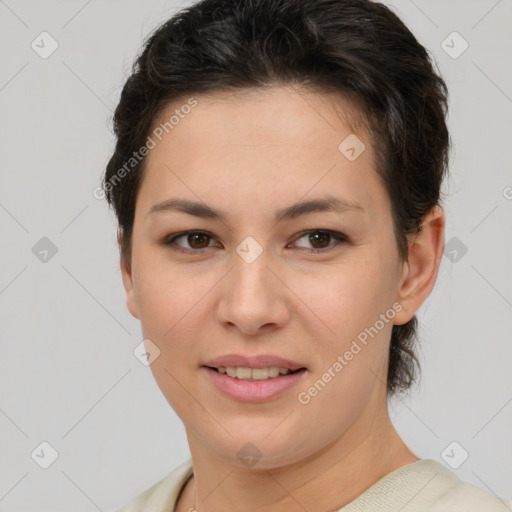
[116,458,512,511]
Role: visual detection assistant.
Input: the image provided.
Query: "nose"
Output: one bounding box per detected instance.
[216,250,290,336]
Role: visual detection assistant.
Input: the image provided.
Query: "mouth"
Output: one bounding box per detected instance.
[205,365,305,381]
[201,356,308,402]
[201,354,308,402]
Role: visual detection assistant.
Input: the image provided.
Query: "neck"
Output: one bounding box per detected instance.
[176,401,418,512]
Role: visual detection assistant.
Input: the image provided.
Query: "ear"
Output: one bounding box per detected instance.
[393,206,445,325]
[120,256,140,319]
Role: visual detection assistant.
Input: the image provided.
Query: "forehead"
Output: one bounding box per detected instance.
[149,85,367,154]
[137,85,387,222]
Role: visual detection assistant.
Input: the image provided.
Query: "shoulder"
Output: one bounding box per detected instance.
[397,460,512,512]
[430,479,512,512]
[114,459,194,512]
[339,459,511,512]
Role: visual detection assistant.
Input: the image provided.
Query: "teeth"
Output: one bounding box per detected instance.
[268,367,280,378]
[251,368,268,380]
[217,366,293,380]
[236,367,252,379]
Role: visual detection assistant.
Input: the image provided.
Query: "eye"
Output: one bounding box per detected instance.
[290,230,349,254]
[162,230,219,254]
[162,229,349,255]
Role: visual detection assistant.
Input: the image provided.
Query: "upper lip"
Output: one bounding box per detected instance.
[203,354,306,371]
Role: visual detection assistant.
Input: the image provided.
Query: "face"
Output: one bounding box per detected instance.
[121,85,416,468]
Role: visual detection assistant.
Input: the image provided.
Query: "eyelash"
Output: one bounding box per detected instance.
[162,229,349,255]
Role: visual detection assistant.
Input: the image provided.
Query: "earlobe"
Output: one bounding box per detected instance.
[120,257,140,319]
[394,206,445,326]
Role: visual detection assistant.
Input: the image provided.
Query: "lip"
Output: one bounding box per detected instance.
[202,353,307,403]
[203,366,307,403]
[203,354,305,371]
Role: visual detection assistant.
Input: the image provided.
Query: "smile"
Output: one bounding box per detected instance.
[210,366,299,380]
[203,366,307,403]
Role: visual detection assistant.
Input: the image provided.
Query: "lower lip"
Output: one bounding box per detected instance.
[203,367,307,403]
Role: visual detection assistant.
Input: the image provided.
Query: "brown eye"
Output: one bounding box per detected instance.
[163,231,217,253]
[163,229,348,255]
[308,231,331,249]
[292,230,348,253]
[184,232,211,249]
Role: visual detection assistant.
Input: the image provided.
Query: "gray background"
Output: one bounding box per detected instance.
[0,0,511,510]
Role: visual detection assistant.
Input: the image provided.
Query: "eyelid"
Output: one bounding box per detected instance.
[290,230,349,253]
[163,229,349,254]
[163,230,219,253]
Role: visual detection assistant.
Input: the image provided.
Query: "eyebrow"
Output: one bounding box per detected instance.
[147,196,364,223]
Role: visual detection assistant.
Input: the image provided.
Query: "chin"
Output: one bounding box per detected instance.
[196,425,314,471]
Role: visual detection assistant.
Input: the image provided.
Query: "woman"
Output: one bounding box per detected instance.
[102,0,511,510]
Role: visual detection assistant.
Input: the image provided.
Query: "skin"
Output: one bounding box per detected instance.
[120,85,445,512]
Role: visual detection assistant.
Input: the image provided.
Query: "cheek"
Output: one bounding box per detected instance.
[132,260,221,382]
[133,266,206,409]
[291,258,394,343]
[132,247,205,334]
